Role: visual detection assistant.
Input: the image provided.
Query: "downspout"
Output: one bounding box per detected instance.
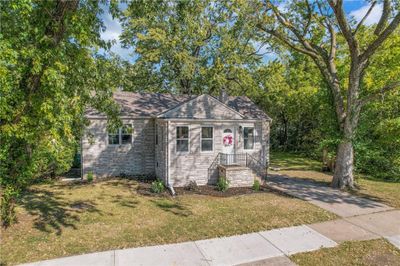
[166,120,176,196]
[80,136,83,180]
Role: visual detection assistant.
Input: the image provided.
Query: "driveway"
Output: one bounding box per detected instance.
[267,174,393,217]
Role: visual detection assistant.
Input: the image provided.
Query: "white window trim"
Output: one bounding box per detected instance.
[176,125,190,153]
[243,126,255,150]
[201,126,214,153]
[108,124,133,146]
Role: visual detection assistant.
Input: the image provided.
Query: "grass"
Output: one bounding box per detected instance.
[0,179,336,265]
[270,151,323,171]
[270,151,400,208]
[291,239,400,266]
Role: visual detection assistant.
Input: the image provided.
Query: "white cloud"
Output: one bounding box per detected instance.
[100,10,133,60]
[349,3,383,26]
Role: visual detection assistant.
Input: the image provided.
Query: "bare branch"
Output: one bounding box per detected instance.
[353,1,377,36]
[361,12,400,62]
[256,24,319,58]
[374,0,391,35]
[303,0,313,35]
[328,0,360,57]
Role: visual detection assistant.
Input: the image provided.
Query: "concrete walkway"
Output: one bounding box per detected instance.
[267,174,393,217]
[268,173,400,249]
[21,175,399,266]
[22,225,336,266]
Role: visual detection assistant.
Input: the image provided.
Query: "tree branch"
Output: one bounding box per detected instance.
[353,1,376,36]
[361,12,400,62]
[359,81,400,106]
[328,0,360,57]
[256,25,319,59]
[374,0,391,35]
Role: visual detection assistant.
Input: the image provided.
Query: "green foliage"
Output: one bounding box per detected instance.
[0,185,19,227]
[256,28,400,182]
[0,0,120,226]
[86,171,94,183]
[151,180,165,194]
[217,176,230,192]
[117,0,262,95]
[252,180,261,191]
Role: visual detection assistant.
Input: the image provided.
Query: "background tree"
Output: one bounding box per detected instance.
[118,0,263,95]
[255,0,400,188]
[0,0,120,227]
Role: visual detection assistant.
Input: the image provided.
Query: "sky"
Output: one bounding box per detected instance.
[100,0,383,62]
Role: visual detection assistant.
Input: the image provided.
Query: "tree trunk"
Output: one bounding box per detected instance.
[331,140,355,189]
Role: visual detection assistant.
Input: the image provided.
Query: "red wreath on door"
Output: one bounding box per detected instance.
[223,135,233,146]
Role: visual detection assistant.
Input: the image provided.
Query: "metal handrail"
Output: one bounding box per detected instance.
[246,153,268,180]
[207,152,222,180]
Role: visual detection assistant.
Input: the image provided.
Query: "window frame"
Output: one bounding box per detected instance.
[243,127,255,150]
[108,129,120,146]
[201,126,214,153]
[176,125,190,153]
[107,123,133,146]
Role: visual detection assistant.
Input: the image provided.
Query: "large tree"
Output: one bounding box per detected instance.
[256,0,400,188]
[0,0,120,226]
[118,0,263,95]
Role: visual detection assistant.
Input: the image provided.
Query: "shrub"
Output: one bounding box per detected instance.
[87,171,94,182]
[252,180,261,191]
[217,176,229,192]
[185,180,198,191]
[151,179,165,194]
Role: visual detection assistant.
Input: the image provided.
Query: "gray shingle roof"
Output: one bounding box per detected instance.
[86,91,270,120]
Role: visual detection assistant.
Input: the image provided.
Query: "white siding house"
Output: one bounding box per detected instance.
[82,92,271,187]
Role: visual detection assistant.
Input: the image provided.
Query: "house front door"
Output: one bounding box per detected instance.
[222,128,235,164]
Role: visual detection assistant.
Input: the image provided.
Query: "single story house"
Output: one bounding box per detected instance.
[82,91,271,188]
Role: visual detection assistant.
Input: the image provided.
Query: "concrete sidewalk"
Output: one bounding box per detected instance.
[21,225,336,266]
[20,209,400,266]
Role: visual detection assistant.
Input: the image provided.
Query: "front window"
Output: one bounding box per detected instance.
[108,124,133,145]
[176,126,189,152]
[108,128,119,145]
[244,127,254,150]
[201,127,213,152]
[121,124,133,144]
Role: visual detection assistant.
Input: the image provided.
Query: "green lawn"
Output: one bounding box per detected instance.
[0,179,335,265]
[291,239,400,266]
[270,151,323,171]
[270,151,400,208]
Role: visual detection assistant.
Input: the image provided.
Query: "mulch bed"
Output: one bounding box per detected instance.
[136,181,287,198]
[54,174,291,199]
[174,185,271,197]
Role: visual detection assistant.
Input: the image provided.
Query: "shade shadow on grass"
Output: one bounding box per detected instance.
[111,195,140,208]
[20,188,100,235]
[151,199,193,217]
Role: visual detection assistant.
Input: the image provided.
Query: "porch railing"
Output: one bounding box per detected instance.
[219,153,247,166]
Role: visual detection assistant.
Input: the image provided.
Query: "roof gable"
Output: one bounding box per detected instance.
[226,96,271,120]
[85,92,194,118]
[158,94,245,120]
[85,91,271,121]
